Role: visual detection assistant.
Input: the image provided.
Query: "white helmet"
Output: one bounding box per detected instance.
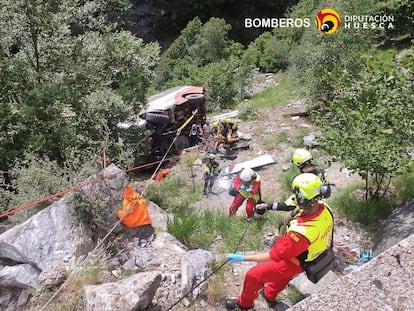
[240,168,255,182]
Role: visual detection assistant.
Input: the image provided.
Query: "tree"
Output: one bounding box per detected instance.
[288,0,377,103]
[315,70,414,201]
[242,31,290,72]
[153,17,203,87]
[154,17,246,109]
[0,0,159,196]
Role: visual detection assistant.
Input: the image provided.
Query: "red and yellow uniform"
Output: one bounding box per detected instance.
[236,202,333,307]
[228,173,261,218]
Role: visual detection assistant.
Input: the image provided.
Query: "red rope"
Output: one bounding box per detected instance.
[0,155,181,219]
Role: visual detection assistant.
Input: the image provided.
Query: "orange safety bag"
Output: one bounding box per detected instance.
[116,185,152,228]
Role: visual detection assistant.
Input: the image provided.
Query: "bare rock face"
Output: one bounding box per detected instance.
[0,264,40,289]
[181,249,215,298]
[0,197,90,272]
[374,200,414,255]
[84,271,162,311]
[0,164,127,290]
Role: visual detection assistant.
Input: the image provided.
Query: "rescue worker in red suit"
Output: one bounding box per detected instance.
[228,168,261,219]
[225,173,333,310]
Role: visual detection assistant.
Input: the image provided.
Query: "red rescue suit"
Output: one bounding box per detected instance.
[236,203,332,308]
[229,173,261,218]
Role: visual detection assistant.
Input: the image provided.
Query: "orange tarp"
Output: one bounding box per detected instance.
[116,185,152,228]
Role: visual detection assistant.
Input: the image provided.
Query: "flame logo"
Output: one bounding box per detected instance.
[316,8,341,34]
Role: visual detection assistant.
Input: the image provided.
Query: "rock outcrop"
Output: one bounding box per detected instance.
[0,164,216,310]
[289,234,414,311]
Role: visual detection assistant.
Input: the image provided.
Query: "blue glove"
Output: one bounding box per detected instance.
[227,253,245,263]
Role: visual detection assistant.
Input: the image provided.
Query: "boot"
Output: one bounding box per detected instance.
[259,289,278,308]
[225,299,254,310]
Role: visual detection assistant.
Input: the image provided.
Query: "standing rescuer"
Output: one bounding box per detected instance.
[225,173,334,310]
[203,154,221,195]
[228,168,262,219]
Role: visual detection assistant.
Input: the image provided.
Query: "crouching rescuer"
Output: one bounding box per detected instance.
[224,173,334,310]
[228,168,262,219]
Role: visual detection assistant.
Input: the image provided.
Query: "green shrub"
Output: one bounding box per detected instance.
[242,32,290,72]
[69,182,117,236]
[1,153,75,224]
[394,162,414,203]
[328,185,393,225]
[154,17,247,109]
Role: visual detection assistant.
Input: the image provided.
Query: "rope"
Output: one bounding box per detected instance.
[0,156,180,219]
[163,219,252,311]
[38,112,198,310]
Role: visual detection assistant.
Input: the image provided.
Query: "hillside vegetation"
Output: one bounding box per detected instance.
[0,0,413,225]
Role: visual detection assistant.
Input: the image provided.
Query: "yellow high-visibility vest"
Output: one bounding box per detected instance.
[288,203,333,262]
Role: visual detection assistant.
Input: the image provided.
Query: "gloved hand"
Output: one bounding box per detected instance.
[227,253,245,263]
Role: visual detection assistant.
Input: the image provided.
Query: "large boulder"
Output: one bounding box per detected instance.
[180,249,215,297]
[84,271,162,311]
[0,197,93,272]
[0,164,127,289]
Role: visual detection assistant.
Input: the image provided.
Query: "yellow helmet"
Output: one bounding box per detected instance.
[292,148,312,167]
[292,173,322,200]
[208,154,216,160]
[223,118,232,124]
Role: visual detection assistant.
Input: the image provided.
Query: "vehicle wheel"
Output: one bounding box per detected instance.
[146,112,170,125]
[184,93,205,106]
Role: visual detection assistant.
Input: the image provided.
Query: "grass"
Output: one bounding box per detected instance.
[166,201,284,252]
[281,284,306,304]
[145,174,203,212]
[261,131,288,149]
[146,161,286,252]
[327,183,393,225]
[238,74,301,120]
[249,75,300,109]
[291,126,312,147]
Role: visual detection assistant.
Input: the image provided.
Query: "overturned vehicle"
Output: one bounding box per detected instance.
[121,86,207,159]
